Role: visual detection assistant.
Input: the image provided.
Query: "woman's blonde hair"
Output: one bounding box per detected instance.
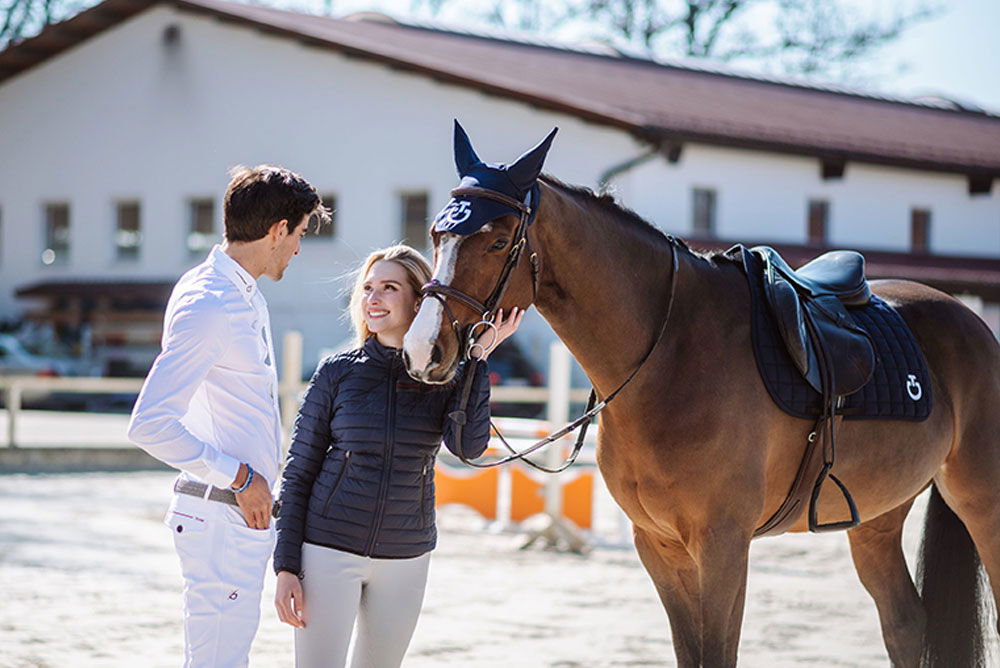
[349,245,433,348]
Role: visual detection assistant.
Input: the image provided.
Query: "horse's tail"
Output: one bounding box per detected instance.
[918,484,988,667]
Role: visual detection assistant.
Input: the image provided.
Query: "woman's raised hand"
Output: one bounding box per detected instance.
[473,307,525,360]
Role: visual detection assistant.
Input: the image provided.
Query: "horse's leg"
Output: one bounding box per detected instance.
[633,528,702,667]
[847,498,924,666]
[693,522,752,667]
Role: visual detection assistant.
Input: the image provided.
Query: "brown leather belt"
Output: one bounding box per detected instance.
[173,479,282,518]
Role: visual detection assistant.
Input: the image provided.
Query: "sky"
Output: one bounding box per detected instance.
[292,0,1000,113]
[868,0,1000,111]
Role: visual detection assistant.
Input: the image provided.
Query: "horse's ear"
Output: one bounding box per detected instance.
[507,127,558,192]
[453,119,482,176]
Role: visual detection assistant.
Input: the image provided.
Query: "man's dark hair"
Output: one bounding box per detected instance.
[224,165,329,242]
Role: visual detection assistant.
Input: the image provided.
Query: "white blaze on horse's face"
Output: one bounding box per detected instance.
[404,233,464,383]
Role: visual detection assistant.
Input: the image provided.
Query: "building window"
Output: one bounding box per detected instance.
[807,199,829,246]
[400,192,429,248]
[116,201,142,260]
[188,199,215,255]
[911,208,931,253]
[692,187,716,237]
[307,193,336,239]
[43,203,70,265]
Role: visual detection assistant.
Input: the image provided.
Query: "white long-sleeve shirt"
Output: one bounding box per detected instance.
[128,246,282,490]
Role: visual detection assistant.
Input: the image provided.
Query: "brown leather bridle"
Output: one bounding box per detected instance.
[423,183,679,473]
[421,184,541,361]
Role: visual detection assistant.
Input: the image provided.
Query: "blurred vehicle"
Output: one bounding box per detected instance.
[487,340,546,418]
[0,334,125,411]
[0,334,72,377]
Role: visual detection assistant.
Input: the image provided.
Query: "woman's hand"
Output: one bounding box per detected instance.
[275,571,307,628]
[473,307,525,360]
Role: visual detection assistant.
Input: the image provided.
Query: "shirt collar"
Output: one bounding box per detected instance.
[209,245,259,304]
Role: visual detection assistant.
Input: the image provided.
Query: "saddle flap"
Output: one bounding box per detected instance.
[761,268,811,378]
[804,296,875,396]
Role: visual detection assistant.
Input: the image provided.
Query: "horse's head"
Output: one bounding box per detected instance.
[403,120,557,384]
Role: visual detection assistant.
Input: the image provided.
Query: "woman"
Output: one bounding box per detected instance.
[273,244,522,667]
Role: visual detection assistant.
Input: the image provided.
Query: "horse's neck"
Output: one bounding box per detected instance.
[532,189,685,394]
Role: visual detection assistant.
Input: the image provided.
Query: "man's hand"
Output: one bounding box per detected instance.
[275,571,307,628]
[232,463,273,529]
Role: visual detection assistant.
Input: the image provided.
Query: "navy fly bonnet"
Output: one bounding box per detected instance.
[433,120,558,235]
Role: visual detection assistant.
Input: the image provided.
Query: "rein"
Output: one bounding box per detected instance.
[422,184,680,473]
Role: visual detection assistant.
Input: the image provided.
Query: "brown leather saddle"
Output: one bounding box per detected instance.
[747,246,875,536]
[756,246,875,397]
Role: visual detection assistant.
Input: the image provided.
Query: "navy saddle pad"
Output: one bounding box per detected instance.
[736,248,933,421]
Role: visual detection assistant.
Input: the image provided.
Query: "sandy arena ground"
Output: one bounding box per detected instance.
[1,471,996,667]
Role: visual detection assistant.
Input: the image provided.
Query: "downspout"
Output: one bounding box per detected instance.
[597,136,684,191]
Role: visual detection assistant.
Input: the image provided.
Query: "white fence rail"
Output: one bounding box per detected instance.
[1,335,594,449]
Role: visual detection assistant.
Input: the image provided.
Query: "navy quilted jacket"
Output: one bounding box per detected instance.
[274,336,491,574]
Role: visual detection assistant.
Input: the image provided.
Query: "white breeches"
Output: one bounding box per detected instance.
[166,494,275,668]
[294,542,431,668]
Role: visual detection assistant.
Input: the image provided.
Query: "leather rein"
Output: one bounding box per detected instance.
[421,184,679,473]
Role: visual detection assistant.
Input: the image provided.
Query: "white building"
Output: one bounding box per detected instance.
[1,0,998,377]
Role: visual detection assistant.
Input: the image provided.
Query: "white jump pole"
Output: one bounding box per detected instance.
[521,341,588,553]
[280,330,304,454]
[544,341,570,518]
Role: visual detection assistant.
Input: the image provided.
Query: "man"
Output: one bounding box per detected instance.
[128,165,327,667]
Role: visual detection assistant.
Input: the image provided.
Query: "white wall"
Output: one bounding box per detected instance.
[616,145,999,255]
[0,6,641,373]
[1,5,998,375]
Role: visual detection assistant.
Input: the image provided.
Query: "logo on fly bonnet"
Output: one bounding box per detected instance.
[435,199,473,226]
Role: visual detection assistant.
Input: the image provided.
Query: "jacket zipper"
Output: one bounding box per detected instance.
[419,454,431,529]
[322,451,352,516]
[365,351,399,555]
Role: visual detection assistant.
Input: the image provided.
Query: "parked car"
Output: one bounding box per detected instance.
[0,334,118,411]
[0,334,72,377]
[487,340,546,418]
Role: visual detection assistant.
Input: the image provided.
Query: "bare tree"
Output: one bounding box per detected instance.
[2,0,940,84]
[415,0,940,81]
[1,0,91,48]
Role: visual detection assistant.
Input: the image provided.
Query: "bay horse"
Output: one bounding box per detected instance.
[402,124,1000,666]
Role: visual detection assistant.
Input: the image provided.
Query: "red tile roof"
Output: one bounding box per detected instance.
[692,239,1000,301]
[2,0,999,179]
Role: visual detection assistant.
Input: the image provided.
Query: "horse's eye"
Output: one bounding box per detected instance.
[489,238,509,252]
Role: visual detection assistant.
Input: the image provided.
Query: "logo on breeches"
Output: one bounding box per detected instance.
[905,374,923,401]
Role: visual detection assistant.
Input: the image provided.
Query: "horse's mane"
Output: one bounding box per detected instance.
[539,174,697,255]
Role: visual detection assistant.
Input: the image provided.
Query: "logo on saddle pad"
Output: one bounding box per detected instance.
[905,373,923,401]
